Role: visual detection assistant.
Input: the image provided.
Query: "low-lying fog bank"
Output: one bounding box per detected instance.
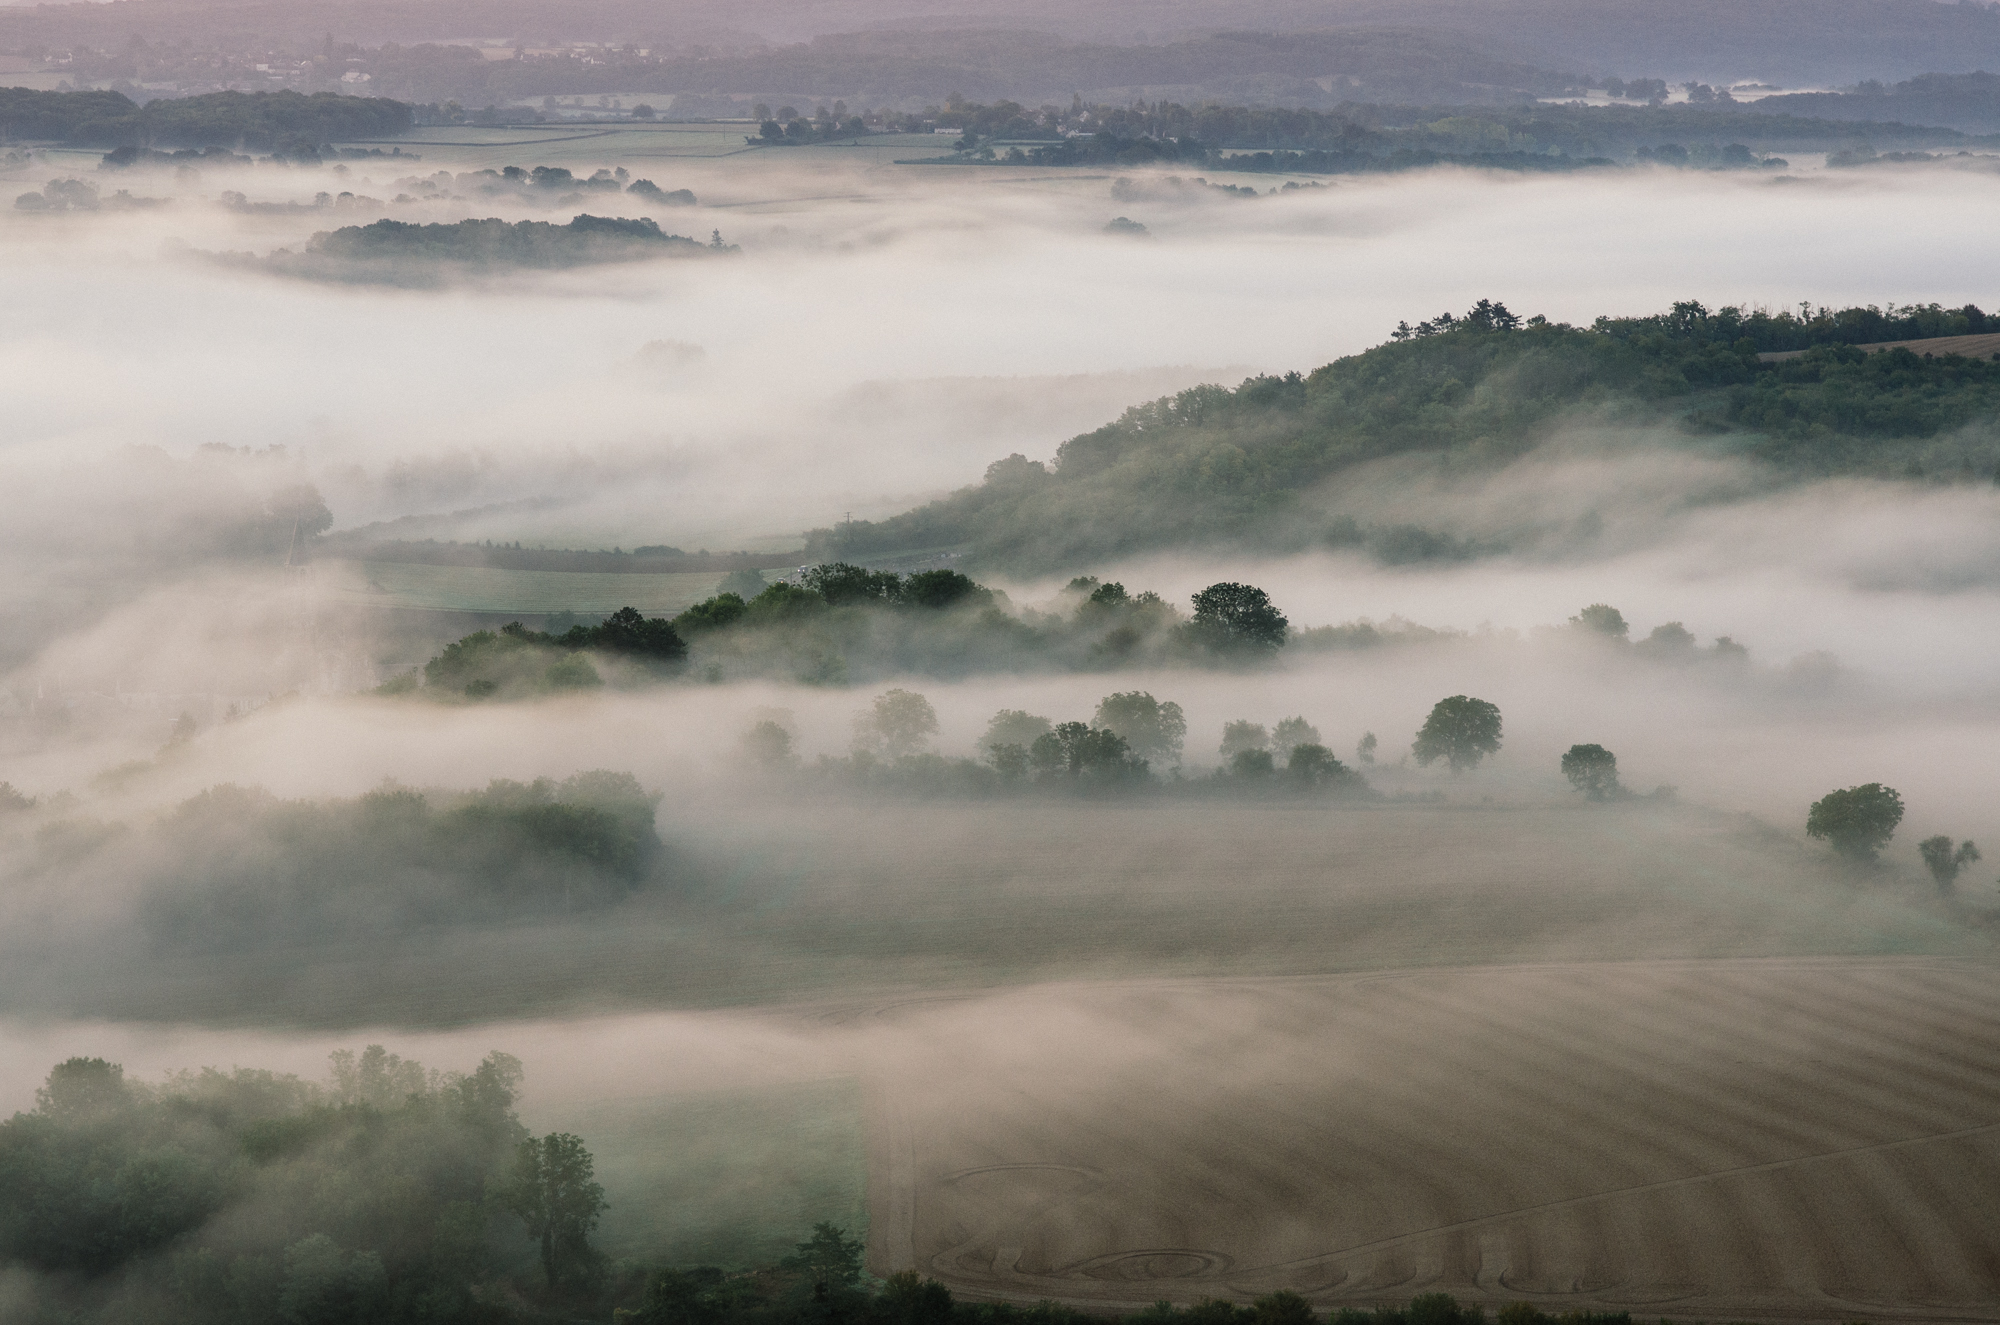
[6,153,2000,557]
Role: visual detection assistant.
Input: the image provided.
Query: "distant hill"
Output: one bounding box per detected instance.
[568,28,1583,107]
[7,0,2000,86]
[807,301,2000,575]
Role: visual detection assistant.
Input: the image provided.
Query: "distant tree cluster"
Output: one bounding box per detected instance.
[1567,602,1752,664]
[257,214,727,283]
[0,87,412,149]
[743,687,1384,801]
[1214,713,1368,790]
[1412,696,1504,772]
[657,567,1294,685]
[1803,782,1984,888]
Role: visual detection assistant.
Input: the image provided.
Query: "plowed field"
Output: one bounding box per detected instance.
[855,960,2000,1321]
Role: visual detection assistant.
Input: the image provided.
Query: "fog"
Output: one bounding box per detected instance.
[5,137,2000,1310]
[7,155,2000,553]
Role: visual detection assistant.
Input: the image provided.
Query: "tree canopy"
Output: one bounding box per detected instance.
[1413,696,1504,772]
[0,1046,545,1318]
[500,1131,608,1290]
[1919,835,1980,887]
[1806,783,1905,860]
[1560,743,1621,800]
[1189,582,1290,654]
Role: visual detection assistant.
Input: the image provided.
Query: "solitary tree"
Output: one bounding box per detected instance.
[1188,582,1288,654]
[1412,696,1503,772]
[501,1132,607,1290]
[1919,835,1981,888]
[1806,783,1904,861]
[1356,732,1377,764]
[1560,744,1621,800]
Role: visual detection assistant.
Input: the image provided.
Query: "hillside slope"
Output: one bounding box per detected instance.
[809,301,2000,574]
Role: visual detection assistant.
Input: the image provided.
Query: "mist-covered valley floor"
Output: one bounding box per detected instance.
[8,133,2000,1321]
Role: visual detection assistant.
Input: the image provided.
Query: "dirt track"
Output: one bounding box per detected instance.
[856,960,2000,1321]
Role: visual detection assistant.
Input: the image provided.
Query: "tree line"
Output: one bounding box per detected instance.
[925,94,1959,167]
[387,572,1295,696]
[0,87,411,149]
[744,686,1387,799]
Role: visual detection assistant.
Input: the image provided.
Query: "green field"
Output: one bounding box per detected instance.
[331,559,796,615]
[537,1078,868,1268]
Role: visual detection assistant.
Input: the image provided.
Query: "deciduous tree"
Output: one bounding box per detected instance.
[1412,696,1503,771]
[500,1132,606,1290]
[1919,835,1980,887]
[1560,743,1620,800]
[1806,783,1904,861]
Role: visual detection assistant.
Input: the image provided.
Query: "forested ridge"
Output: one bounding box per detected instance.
[810,300,2000,574]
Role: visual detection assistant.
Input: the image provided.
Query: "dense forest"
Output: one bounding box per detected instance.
[0,87,410,148]
[806,300,2000,575]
